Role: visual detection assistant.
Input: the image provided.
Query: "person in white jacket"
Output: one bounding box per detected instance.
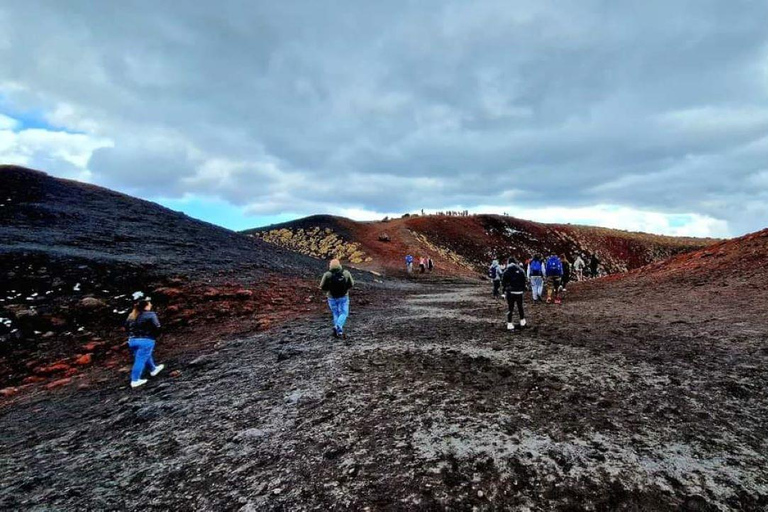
[573,254,585,281]
[527,255,545,302]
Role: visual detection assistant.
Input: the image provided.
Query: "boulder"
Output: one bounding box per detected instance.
[378,233,391,242]
[79,297,107,309]
[75,354,93,366]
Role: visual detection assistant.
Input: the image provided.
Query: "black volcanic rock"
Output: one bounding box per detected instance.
[0,165,323,278]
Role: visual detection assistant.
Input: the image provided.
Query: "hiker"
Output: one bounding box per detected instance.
[125,298,165,389]
[589,253,601,278]
[543,253,564,304]
[427,256,434,272]
[527,255,544,302]
[573,254,585,281]
[489,259,502,298]
[405,254,413,273]
[319,259,355,339]
[419,257,427,273]
[502,257,527,330]
[559,254,572,298]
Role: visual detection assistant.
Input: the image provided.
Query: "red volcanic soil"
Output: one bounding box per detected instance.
[249,214,716,277]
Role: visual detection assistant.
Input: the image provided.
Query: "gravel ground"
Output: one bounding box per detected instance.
[1,279,767,511]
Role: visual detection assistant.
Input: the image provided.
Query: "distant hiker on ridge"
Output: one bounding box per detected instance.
[527,255,544,302]
[419,256,427,273]
[489,259,502,298]
[502,257,527,331]
[544,253,564,304]
[319,259,355,339]
[125,298,165,388]
[405,254,413,273]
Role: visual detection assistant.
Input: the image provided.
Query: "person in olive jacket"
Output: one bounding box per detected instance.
[319,259,355,339]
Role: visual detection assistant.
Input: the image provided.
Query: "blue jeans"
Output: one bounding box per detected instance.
[128,338,157,381]
[327,296,350,333]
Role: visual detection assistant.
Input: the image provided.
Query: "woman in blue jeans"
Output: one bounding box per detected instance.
[125,298,165,388]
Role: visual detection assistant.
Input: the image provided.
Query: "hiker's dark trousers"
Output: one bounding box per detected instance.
[505,292,524,322]
[492,280,501,297]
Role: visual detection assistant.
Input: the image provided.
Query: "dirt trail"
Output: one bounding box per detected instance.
[1,279,766,511]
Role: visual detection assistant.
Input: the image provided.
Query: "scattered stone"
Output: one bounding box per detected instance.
[79,297,107,309]
[75,354,93,366]
[45,378,72,390]
[0,387,17,397]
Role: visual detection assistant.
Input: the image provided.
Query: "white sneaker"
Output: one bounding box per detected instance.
[520,319,527,327]
[150,364,165,377]
[130,379,148,388]
[507,322,515,331]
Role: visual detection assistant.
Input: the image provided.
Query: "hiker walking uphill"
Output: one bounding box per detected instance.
[489,259,503,298]
[560,254,572,296]
[544,253,564,304]
[502,258,527,331]
[527,255,545,302]
[590,253,601,278]
[319,259,355,339]
[573,254,585,281]
[125,298,165,389]
[405,254,414,274]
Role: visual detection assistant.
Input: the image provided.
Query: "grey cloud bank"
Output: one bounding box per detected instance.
[1,0,767,237]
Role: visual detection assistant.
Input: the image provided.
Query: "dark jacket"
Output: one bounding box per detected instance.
[126,311,161,340]
[319,268,355,298]
[502,264,527,293]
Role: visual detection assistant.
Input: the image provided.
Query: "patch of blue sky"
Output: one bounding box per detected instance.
[154,195,298,232]
[0,95,71,133]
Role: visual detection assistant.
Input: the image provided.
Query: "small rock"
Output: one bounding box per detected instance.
[79,297,107,309]
[75,354,93,365]
[0,387,18,397]
[169,370,182,378]
[189,354,217,367]
[46,378,72,390]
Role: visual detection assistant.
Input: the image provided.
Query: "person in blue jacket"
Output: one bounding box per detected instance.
[125,298,165,388]
[405,254,414,273]
[543,253,564,304]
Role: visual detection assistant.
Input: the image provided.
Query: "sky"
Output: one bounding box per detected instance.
[1,1,767,238]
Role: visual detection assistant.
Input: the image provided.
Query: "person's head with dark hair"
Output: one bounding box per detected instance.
[534,254,542,261]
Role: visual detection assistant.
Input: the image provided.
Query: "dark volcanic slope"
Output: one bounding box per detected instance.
[0,166,330,392]
[0,165,321,277]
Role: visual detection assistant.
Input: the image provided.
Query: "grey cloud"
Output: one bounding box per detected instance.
[1,0,767,234]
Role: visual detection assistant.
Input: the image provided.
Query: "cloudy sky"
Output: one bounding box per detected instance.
[1,1,767,237]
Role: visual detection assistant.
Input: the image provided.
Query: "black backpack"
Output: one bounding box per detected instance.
[326,271,350,298]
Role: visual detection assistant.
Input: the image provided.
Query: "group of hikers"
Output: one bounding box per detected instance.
[123,251,599,388]
[405,254,434,273]
[489,252,602,331]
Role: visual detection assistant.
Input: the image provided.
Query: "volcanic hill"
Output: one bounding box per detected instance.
[246,214,717,276]
[0,165,334,392]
